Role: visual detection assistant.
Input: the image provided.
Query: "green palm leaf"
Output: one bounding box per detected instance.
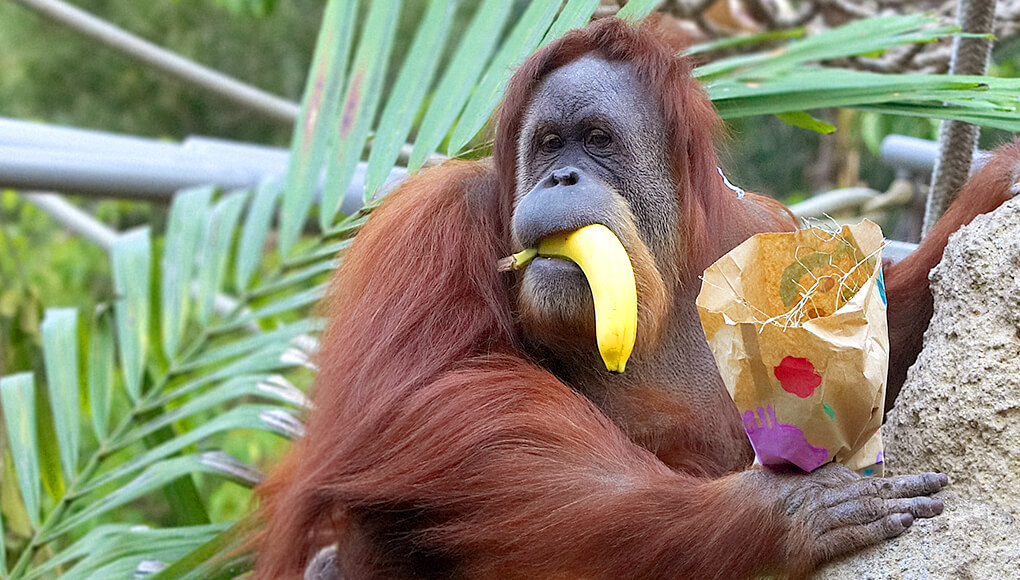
[40,309,81,482]
[363,0,456,198]
[277,0,358,257]
[695,14,1019,132]
[0,186,314,577]
[445,0,566,155]
[319,0,402,229]
[406,0,514,170]
[111,227,151,402]
[161,187,215,359]
[1,374,41,531]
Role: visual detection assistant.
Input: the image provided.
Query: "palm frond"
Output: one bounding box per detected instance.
[696,14,1019,132]
[0,182,312,578]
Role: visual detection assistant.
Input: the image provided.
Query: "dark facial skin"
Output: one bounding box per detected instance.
[513,55,678,256]
[512,56,677,352]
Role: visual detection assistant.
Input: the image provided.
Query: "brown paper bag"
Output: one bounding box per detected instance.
[696,220,888,475]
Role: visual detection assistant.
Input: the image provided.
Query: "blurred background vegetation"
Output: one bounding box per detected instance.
[0,0,320,145]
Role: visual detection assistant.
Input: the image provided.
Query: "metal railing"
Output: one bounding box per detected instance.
[0,117,407,213]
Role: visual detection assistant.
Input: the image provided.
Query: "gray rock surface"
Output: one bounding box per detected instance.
[818,197,1020,578]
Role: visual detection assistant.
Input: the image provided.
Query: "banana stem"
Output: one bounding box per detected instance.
[497,248,538,272]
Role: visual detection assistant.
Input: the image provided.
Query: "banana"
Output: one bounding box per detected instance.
[526,224,638,373]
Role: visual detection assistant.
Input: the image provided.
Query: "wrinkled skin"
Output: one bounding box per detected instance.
[741,466,946,564]
[513,57,678,362]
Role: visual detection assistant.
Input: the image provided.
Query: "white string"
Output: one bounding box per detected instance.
[718,167,746,200]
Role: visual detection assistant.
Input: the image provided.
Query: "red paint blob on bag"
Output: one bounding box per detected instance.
[774,356,821,398]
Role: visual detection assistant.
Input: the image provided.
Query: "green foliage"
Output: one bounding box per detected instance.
[208,0,281,18]
[1,4,1018,578]
[1,181,321,577]
[721,114,825,199]
[0,0,323,145]
[0,193,125,379]
[712,14,1019,200]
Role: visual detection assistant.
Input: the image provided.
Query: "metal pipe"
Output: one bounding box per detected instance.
[0,144,269,201]
[21,192,118,250]
[0,117,183,156]
[879,135,942,175]
[0,118,407,210]
[788,187,879,219]
[879,134,991,176]
[8,0,300,124]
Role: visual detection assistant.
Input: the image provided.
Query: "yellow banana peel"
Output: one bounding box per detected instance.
[512,224,638,373]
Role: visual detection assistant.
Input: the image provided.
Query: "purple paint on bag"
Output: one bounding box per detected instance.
[742,405,829,472]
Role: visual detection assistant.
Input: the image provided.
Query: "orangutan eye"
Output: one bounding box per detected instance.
[585,128,612,150]
[540,133,563,153]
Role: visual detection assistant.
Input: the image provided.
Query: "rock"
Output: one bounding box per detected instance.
[818,197,1020,578]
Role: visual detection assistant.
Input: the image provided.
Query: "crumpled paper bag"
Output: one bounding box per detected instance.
[696,220,888,475]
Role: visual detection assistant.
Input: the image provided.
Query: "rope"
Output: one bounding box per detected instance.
[923,0,998,236]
